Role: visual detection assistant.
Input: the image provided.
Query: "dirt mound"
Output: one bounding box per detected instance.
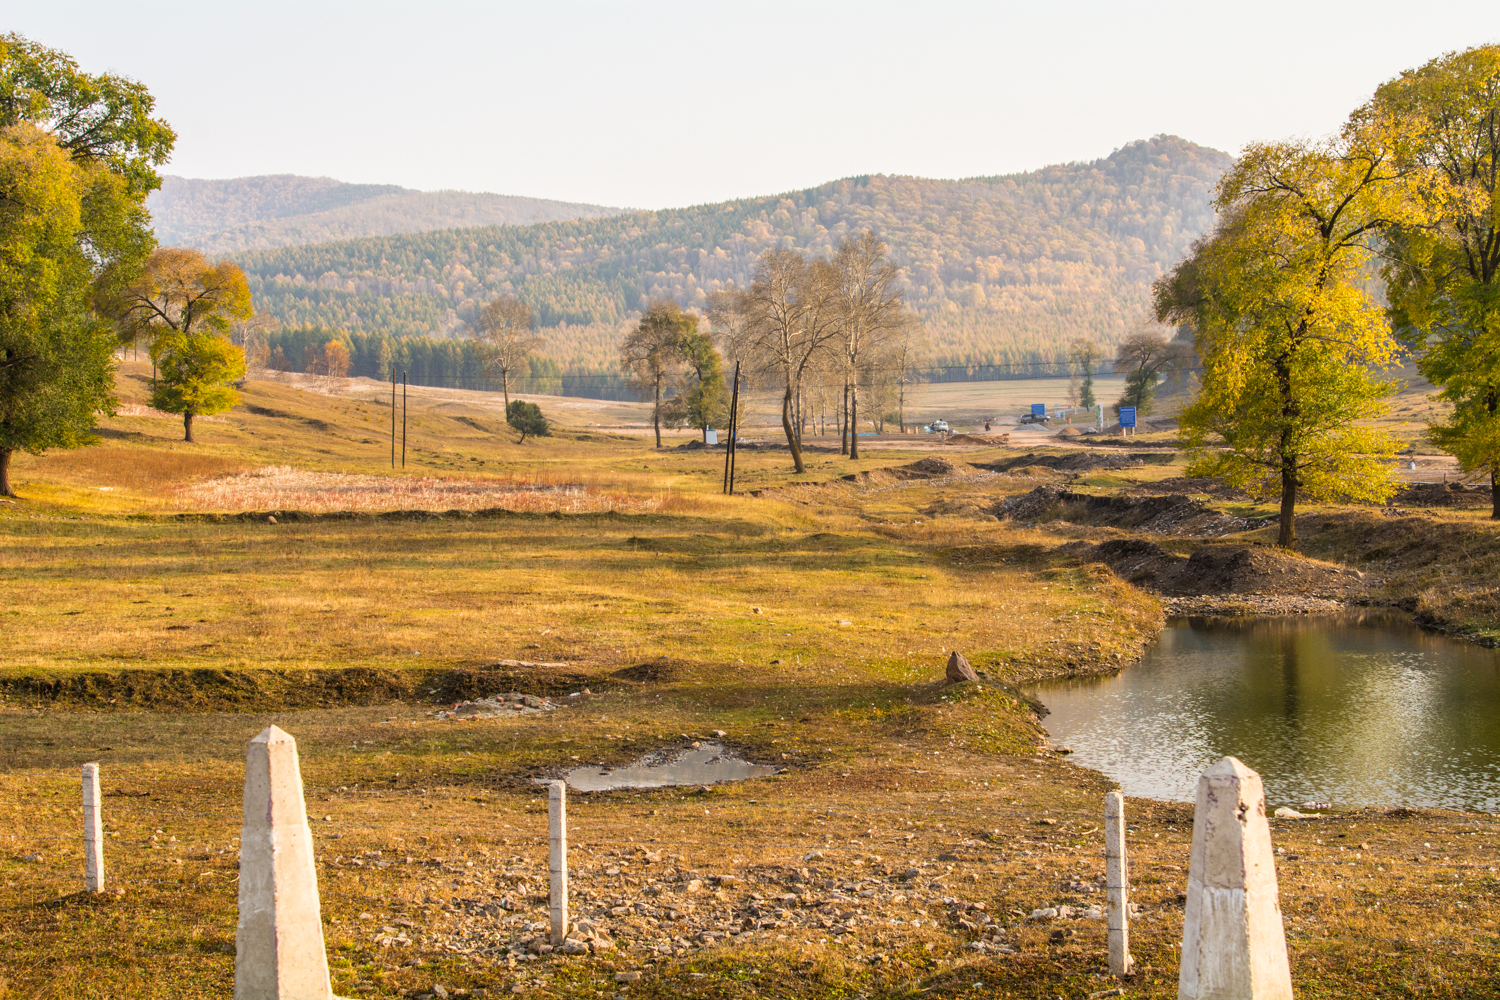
[1056,427,1082,439]
[944,433,1008,446]
[1144,476,1251,501]
[1391,481,1494,508]
[890,456,982,479]
[1078,540,1365,598]
[923,495,1002,519]
[998,485,1266,537]
[981,452,1159,474]
[1171,545,1364,596]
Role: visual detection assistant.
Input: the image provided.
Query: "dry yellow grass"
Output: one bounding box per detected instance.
[3,366,1499,999]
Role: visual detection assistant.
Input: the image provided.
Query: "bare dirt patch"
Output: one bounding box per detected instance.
[176,466,661,514]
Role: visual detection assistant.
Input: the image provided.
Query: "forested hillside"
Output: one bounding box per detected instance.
[233,136,1231,377]
[147,175,623,254]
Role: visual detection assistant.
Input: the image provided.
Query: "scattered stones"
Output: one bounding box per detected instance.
[437,693,560,720]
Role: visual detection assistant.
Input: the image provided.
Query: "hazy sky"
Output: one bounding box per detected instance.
[13,2,1500,208]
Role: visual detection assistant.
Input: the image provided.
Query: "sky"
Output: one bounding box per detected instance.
[12,1,1500,209]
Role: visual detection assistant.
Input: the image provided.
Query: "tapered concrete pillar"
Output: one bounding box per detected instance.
[548,780,569,946]
[1105,790,1132,977]
[82,762,104,892]
[1178,757,1293,1000]
[236,725,335,1000]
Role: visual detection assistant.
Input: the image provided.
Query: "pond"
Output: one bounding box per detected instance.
[1029,612,1500,812]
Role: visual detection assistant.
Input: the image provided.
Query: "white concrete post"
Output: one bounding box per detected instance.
[548,780,569,946]
[82,762,104,893]
[1105,790,1132,977]
[235,725,334,1000]
[1178,757,1293,1000]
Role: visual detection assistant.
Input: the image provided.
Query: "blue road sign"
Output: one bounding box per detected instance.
[1031,403,1046,417]
[1119,406,1137,428]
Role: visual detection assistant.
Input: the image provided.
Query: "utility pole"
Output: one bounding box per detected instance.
[390,371,396,468]
[722,362,741,495]
[402,371,407,469]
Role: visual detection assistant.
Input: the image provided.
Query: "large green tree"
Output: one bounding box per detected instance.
[0,35,172,496]
[149,330,245,443]
[1156,133,1408,548]
[1368,45,1500,517]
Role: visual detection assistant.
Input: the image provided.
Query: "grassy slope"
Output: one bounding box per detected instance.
[2,370,1498,999]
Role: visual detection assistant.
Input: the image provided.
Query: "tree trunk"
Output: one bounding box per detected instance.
[0,447,13,497]
[502,371,511,413]
[184,411,195,444]
[849,386,861,460]
[1278,462,1297,549]
[1492,463,1498,520]
[782,386,805,474]
[841,383,850,456]
[652,381,662,448]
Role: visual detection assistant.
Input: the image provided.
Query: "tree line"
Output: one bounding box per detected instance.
[250,326,632,400]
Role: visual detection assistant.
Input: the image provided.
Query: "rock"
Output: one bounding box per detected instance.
[1272,807,1307,819]
[560,939,589,955]
[266,516,277,524]
[946,651,979,684]
[1027,907,1057,921]
[613,972,641,983]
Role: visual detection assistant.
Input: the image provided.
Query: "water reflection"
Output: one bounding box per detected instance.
[1030,613,1500,810]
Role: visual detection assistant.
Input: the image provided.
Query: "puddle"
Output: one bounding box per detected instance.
[560,742,777,791]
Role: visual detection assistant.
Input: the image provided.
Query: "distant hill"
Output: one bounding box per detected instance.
[232,136,1232,374]
[147,175,624,254]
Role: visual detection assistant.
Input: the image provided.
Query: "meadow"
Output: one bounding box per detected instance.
[2,365,1498,999]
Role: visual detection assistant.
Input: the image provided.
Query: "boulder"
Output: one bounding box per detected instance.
[946,651,979,683]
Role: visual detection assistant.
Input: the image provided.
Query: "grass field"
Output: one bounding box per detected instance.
[3,366,1499,999]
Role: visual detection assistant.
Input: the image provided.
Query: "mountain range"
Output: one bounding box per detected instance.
[147,175,623,254]
[153,136,1232,376]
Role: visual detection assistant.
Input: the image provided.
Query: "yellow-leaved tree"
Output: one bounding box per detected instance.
[107,247,253,441]
[1154,130,1412,548]
[1367,45,1500,518]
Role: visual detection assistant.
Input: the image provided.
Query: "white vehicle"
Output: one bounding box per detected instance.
[929,419,950,433]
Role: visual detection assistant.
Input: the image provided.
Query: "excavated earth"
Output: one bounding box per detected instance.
[1060,538,1366,616]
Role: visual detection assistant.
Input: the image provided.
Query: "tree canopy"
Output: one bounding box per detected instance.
[505,399,550,444]
[1156,132,1408,547]
[149,330,246,443]
[1370,44,1500,517]
[0,35,173,495]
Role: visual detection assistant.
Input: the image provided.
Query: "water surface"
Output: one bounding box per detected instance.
[1030,613,1500,811]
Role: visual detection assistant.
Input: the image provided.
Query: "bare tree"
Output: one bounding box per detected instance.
[227,314,281,373]
[889,318,926,432]
[740,250,842,473]
[834,232,908,459]
[1115,325,1191,416]
[469,296,540,411]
